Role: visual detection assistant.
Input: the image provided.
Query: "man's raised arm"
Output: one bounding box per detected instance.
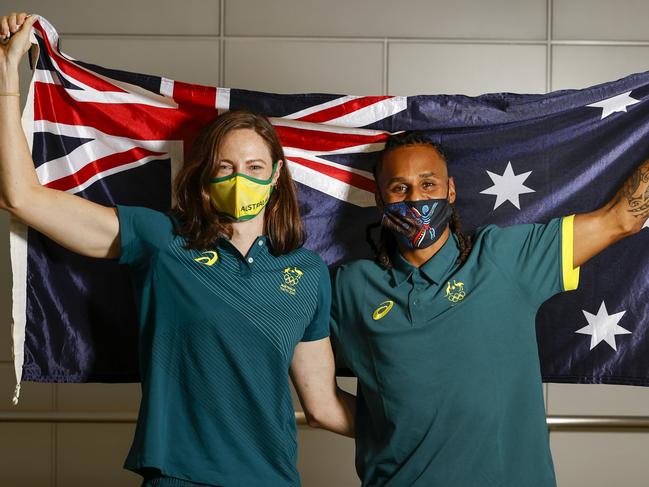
[573,158,649,267]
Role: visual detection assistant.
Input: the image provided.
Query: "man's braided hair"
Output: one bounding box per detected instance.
[366,131,473,270]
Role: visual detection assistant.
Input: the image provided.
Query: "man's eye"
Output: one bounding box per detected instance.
[422,181,436,189]
[391,185,407,193]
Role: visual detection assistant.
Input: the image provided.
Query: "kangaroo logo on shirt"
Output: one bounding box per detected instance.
[372,300,394,320]
[194,250,219,266]
[445,279,466,305]
[280,267,304,296]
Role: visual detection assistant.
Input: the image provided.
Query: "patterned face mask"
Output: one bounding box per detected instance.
[210,164,277,221]
[381,189,453,249]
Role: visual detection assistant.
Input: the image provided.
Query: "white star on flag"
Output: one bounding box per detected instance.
[480,161,535,210]
[575,301,631,351]
[587,91,640,120]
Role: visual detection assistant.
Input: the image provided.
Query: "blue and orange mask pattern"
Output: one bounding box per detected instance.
[381,192,453,249]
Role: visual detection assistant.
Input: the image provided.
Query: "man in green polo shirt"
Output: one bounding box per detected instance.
[330,131,649,487]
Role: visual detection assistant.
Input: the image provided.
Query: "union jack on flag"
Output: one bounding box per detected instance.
[10,16,649,397]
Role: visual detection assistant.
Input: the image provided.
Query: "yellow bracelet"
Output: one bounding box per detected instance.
[0,92,20,96]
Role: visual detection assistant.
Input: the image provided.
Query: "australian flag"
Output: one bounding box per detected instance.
[9,16,649,397]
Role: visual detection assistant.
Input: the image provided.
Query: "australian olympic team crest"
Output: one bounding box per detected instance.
[445,279,466,305]
[280,266,304,296]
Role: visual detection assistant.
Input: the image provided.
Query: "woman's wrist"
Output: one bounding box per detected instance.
[0,61,20,92]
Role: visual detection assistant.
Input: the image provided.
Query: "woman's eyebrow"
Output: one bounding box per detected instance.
[218,158,268,164]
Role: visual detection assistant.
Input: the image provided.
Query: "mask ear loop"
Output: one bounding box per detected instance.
[266,161,278,185]
[271,162,277,189]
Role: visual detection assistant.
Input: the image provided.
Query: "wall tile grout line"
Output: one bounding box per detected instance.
[382,38,388,96]
[219,0,225,87]
[545,0,553,94]
[53,34,224,40]
[54,33,649,48]
[544,0,553,418]
[52,423,57,487]
[52,373,58,487]
[187,35,549,43]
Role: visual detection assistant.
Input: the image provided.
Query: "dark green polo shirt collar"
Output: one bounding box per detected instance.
[390,231,461,287]
[218,235,268,258]
[168,212,269,263]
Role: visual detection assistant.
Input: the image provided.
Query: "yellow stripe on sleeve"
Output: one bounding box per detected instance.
[561,214,580,291]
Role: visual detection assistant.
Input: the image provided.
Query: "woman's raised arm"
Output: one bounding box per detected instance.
[0,12,120,259]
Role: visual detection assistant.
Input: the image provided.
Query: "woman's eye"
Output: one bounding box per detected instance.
[215,165,233,177]
[250,165,263,171]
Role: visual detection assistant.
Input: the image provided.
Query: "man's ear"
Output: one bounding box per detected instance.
[448,176,456,205]
[272,159,283,186]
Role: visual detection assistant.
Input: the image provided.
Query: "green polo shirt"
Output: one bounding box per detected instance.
[115,204,330,486]
[331,215,580,487]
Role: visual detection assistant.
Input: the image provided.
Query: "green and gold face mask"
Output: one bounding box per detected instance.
[209,164,277,221]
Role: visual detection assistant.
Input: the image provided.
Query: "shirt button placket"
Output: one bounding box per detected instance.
[409,272,428,326]
[407,276,415,325]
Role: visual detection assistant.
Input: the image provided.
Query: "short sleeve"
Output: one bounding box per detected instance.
[481,215,580,303]
[301,259,332,342]
[330,266,352,374]
[115,204,175,268]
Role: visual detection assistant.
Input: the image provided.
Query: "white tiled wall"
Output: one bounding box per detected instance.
[553,0,649,41]
[1,1,649,486]
[550,432,649,487]
[552,45,649,90]
[224,0,547,39]
[15,0,221,36]
[387,43,547,95]
[56,423,141,487]
[224,39,384,94]
[62,37,221,86]
[0,423,53,487]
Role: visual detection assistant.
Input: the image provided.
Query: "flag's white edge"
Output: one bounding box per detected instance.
[9,25,41,405]
[9,214,28,406]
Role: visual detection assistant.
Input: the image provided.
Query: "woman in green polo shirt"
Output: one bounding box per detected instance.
[0,12,354,487]
[331,131,649,487]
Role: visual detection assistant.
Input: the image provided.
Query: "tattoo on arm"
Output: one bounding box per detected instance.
[615,163,649,221]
